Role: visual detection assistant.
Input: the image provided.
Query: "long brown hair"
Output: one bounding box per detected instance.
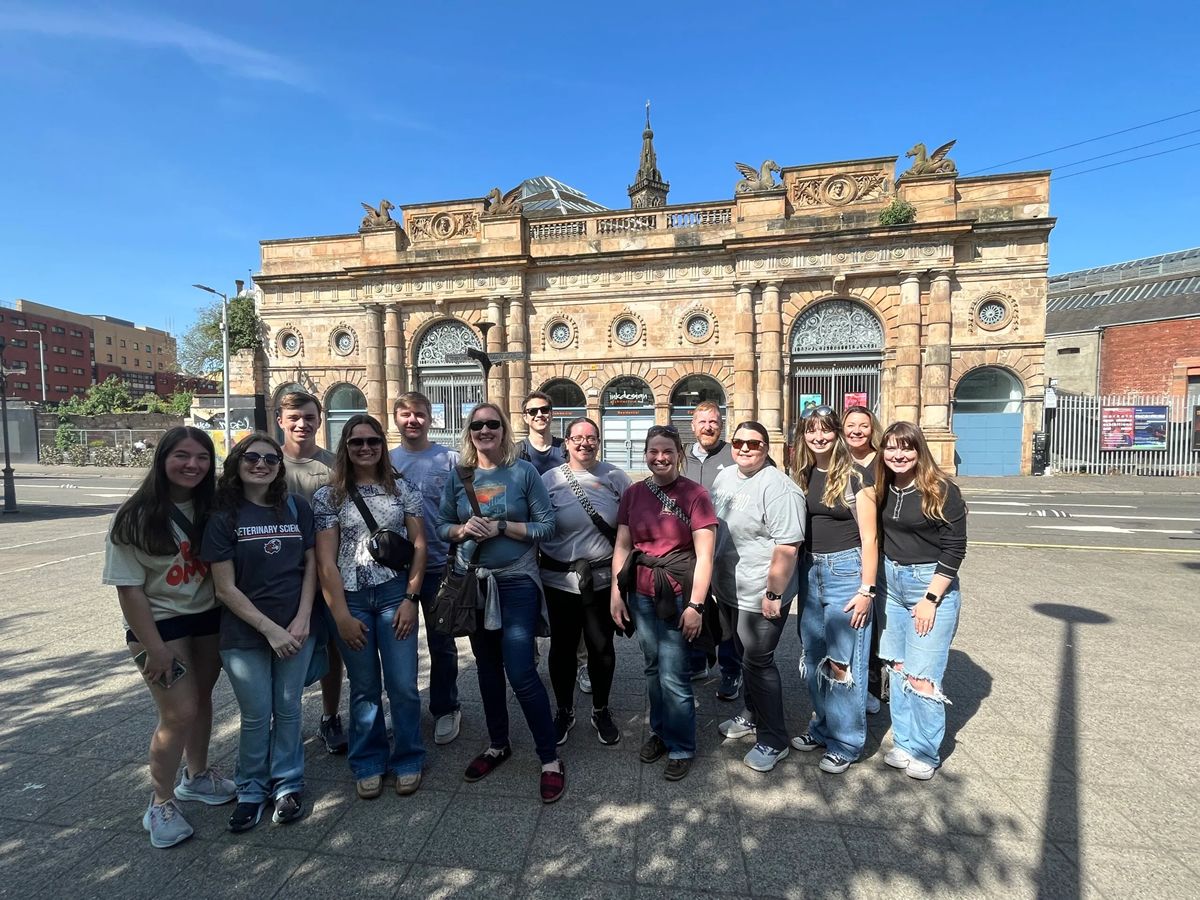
[216,432,289,524]
[328,414,397,504]
[791,409,860,509]
[875,421,953,520]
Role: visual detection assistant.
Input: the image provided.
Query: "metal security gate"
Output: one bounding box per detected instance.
[788,300,884,432]
[789,362,882,419]
[602,416,655,470]
[415,320,485,446]
[1050,393,1200,476]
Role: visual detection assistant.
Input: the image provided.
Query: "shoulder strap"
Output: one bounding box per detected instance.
[643,478,692,527]
[560,464,618,544]
[456,465,483,517]
[168,505,202,547]
[347,483,380,532]
[287,495,298,518]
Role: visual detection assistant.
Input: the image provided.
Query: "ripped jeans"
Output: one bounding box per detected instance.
[800,547,871,761]
[878,557,961,769]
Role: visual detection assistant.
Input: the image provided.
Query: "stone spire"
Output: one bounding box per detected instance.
[627,102,669,209]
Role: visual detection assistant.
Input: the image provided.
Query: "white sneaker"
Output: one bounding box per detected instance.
[866,694,881,715]
[884,747,913,769]
[906,759,937,781]
[576,666,593,695]
[434,710,462,745]
[718,715,756,739]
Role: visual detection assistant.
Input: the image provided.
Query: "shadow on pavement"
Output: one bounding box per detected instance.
[3,502,121,523]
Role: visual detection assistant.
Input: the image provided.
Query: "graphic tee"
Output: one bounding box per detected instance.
[389,442,460,572]
[283,448,336,505]
[102,499,216,623]
[201,496,316,651]
[437,461,555,570]
[540,462,631,593]
[617,477,717,598]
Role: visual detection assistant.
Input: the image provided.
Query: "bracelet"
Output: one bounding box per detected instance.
[403,592,420,604]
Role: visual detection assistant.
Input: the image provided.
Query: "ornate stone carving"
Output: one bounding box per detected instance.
[739,243,953,274]
[967,292,1019,335]
[790,300,884,356]
[790,173,889,207]
[734,160,781,194]
[409,210,480,242]
[415,319,483,367]
[904,140,957,176]
[329,324,359,356]
[608,309,646,349]
[483,187,523,217]
[360,199,399,230]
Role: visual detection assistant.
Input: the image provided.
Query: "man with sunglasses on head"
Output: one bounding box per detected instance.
[518,391,566,476]
[276,391,347,755]
[389,392,463,746]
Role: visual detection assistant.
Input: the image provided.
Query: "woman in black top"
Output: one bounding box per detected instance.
[864,421,968,781]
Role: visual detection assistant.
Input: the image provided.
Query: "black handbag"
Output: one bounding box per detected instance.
[349,484,416,572]
[431,466,484,638]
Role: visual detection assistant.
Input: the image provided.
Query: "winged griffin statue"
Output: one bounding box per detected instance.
[483,186,523,217]
[904,140,957,176]
[360,199,398,229]
[734,160,781,194]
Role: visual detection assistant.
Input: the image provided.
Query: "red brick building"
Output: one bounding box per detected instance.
[0,304,93,401]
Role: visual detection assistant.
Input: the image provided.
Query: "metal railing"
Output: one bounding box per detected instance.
[1050,393,1200,476]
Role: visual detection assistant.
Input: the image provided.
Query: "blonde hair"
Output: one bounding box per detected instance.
[458,402,518,467]
[876,421,953,520]
[791,409,860,509]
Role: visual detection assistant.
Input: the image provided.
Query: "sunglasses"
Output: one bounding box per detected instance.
[524,405,552,417]
[469,419,503,432]
[801,405,836,419]
[347,436,383,448]
[647,425,679,436]
[567,435,598,446]
[241,452,281,467]
[731,438,766,451]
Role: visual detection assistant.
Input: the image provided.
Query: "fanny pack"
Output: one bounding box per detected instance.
[349,484,415,572]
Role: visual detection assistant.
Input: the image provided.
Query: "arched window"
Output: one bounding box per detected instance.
[669,375,727,444]
[325,383,368,447]
[954,367,1024,414]
[271,382,305,443]
[789,299,884,426]
[541,378,586,438]
[415,320,484,445]
[600,375,656,471]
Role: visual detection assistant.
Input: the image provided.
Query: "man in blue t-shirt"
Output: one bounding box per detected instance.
[390,391,462,745]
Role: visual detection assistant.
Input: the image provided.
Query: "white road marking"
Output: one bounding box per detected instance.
[0,530,107,551]
[0,551,104,576]
[973,540,1200,555]
[1028,525,1193,535]
[971,509,1200,523]
[968,500,1137,509]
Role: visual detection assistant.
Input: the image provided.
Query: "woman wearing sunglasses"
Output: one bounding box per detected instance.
[437,403,563,801]
[611,424,717,782]
[710,423,806,772]
[312,415,428,800]
[866,421,967,780]
[201,433,317,832]
[790,406,879,775]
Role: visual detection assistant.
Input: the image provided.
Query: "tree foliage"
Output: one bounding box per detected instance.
[55,377,192,417]
[878,198,917,226]
[177,293,263,375]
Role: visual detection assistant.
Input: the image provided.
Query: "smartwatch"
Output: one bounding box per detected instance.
[764,590,782,602]
[857,584,877,598]
[924,591,941,607]
[496,519,508,535]
[686,601,705,615]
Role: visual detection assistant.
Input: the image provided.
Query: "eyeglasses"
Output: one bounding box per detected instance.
[347,436,383,449]
[524,405,552,418]
[801,405,836,419]
[567,435,598,446]
[731,438,766,451]
[242,452,282,466]
[469,419,503,432]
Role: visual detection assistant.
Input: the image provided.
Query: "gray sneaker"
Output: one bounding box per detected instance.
[142,798,194,848]
[744,743,790,773]
[718,714,756,739]
[576,665,593,695]
[434,709,462,746]
[174,767,236,805]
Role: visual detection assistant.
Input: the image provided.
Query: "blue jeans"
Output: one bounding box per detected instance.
[879,557,961,769]
[468,575,558,764]
[800,548,871,761]
[632,592,696,759]
[221,636,315,803]
[334,576,426,779]
[419,570,460,718]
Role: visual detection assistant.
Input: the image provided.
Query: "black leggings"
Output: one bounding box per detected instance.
[545,585,616,710]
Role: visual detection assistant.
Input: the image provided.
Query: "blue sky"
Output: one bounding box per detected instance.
[2,1,1198,338]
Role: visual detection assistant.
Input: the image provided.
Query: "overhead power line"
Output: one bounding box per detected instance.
[1052,126,1200,171]
[1053,139,1200,181]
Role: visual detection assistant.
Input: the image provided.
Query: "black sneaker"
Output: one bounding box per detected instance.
[228,800,266,833]
[716,672,742,701]
[664,758,693,781]
[591,707,620,746]
[319,714,348,755]
[554,708,576,746]
[272,792,303,824]
[640,734,667,764]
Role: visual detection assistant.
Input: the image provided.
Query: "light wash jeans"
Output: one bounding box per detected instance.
[334,576,426,779]
[878,557,961,769]
[632,592,696,759]
[800,547,871,760]
[221,636,315,803]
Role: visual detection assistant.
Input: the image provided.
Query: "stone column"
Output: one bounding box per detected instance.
[363,304,386,425]
[893,272,923,423]
[506,296,529,437]
[734,281,758,425]
[920,271,953,431]
[759,281,783,445]
[384,305,403,439]
[486,297,508,411]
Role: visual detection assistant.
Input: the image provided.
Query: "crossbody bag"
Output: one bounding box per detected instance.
[348,484,416,572]
[431,466,484,637]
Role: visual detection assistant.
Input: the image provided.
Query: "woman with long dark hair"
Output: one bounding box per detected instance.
[867,421,968,780]
[102,426,234,848]
[201,432,317,832]
[710,422,805,772]
[790,406,879,776]
[611,424,717,782]
[313,414,428,800]
[436,403,563,801]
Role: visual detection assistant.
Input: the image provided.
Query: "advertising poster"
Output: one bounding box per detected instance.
[1100,406,1134,449]
[461,402,476,421]
[799,394,824,415]
[1131,405,1168,450]
[1193,405,1200,453]
[430,403,446,430]
[843,392,868,410]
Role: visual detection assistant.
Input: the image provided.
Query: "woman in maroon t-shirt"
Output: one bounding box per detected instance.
[611,425,717,782]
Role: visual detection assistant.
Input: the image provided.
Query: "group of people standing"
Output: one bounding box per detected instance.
[104,386,966,850]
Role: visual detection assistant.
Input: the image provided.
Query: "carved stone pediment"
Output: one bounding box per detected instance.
[409,210,480,242]
[790,172,890,208]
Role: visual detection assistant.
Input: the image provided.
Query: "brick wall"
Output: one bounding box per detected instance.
[1100,318,1200,394]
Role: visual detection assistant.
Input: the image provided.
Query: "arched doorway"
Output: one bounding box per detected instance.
[953,367,1024,475]
[415,320,485,445]
[325,383,368,447]
[542,378,586,439]
[601,375,655,471]
[789,300,884,429]
[669,375,727,445]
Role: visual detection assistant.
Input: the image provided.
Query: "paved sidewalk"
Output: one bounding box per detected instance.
[0,524,1197,897]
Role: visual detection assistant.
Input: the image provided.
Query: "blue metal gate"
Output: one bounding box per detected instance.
[954,412,1023,475]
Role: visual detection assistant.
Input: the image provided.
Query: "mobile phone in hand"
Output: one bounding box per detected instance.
[132,650,188,688]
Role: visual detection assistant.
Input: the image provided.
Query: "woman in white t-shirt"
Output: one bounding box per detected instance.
[102,426,235,849]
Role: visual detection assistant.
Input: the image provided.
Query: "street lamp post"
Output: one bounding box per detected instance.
[15,329,46,402]
[0,336,17,513]
[192,283,232,455]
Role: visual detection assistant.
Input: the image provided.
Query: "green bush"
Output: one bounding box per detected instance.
[879,198,917,226]
[55,422,81,450]
[64,444,88,466]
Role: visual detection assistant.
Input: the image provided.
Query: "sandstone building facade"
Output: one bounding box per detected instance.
[253,126,1053,474]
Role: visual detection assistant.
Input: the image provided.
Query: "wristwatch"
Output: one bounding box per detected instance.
[403,592,420,604]
[686,601,705,615]
[856,584,877,598]
[764,590,782,602]
[496,519,508,535]
[924,591,941,607]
